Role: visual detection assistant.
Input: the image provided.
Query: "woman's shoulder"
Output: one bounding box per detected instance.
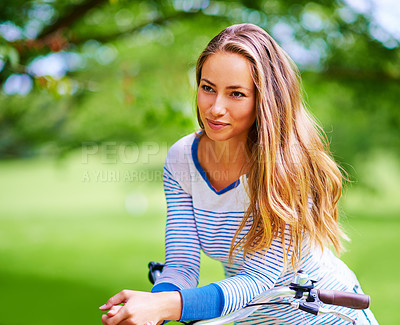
[163,132,201,194]
[165,131,200,164]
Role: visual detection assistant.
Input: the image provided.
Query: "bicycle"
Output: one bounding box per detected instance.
[148,262,371,325]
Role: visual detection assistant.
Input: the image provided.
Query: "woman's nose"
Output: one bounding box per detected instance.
[209,94,226,116]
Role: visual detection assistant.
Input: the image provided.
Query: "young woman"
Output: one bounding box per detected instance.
[100,23,378,325]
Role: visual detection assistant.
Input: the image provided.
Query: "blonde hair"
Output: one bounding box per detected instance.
[195,23,345,267]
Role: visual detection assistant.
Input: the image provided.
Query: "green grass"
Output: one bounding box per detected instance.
[339,217,400,324]
[0,151,398,324]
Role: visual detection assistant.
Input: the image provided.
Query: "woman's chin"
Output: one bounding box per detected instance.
[204,128,230,142]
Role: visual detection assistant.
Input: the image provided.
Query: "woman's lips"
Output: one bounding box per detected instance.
[206,119,229,130]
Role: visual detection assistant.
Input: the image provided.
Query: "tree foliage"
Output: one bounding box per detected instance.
[0,0,399,166]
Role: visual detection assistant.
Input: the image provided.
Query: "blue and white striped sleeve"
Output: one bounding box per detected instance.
[215,229,293,316]
[152,165,224,321]
[152,166,201,290]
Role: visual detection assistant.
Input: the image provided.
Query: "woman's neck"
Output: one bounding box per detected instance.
[201,133,251,170]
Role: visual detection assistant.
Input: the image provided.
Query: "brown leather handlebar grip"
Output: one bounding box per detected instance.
[318,289,370,309]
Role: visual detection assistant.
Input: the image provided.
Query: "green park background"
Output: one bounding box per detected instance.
[0,0,399,324]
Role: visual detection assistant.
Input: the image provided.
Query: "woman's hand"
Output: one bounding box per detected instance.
[99,290,182,325]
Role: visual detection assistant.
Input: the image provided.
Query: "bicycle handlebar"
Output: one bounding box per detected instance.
[194,287,370,325]
[148,263,371,324]
[317,289,370,310]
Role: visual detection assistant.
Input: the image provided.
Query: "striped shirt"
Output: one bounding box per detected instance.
[152,132,377,324]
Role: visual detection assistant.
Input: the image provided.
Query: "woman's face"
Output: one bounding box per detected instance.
[197,52,256,143]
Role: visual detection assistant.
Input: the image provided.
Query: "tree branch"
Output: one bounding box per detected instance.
[13,9,205,58]
[36,0,109,41]
[4,9,206,86]
[70,10,205,45]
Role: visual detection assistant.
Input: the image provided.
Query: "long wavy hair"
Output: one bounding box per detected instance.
[195,23,346,267]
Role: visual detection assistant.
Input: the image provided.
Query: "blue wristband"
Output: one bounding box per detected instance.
[179,283,224,321]
[152,282,181,293]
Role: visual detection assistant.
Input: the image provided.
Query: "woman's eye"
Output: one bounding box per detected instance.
[232,91,245,98]
[201,85,214,92]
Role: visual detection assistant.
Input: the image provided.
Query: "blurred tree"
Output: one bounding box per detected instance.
[0,0,399,166]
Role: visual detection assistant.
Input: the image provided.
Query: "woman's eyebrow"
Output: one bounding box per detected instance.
[201,78,251,91]
[226,85,251,91]
[201,78,216,86]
